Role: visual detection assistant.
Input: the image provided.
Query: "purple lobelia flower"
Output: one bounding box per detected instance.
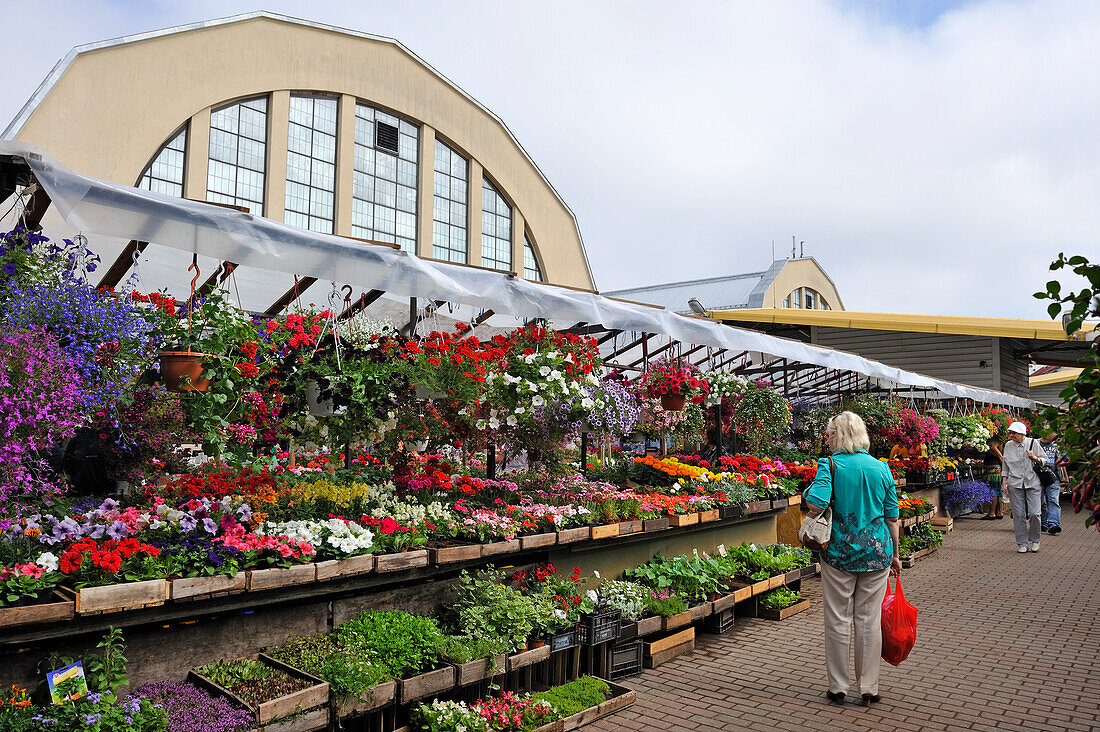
[130,680,253,732]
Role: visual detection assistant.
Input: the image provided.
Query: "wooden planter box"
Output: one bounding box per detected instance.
[719,504,745,519]
[767,574,786,590]
[688,602,712,622]
[374,549,429,573]
[507,645,550,672]
[481,539,521,557]
[248,564,317,592]
[784,569,803,586]
[590,523,620,540]
[556,526,591,544]
[337,679,396,717]
[788,493,802,506]
[170,573,248,600]
[635,615,663,637]
[698,509,719,523]
[771,497,790,510]
[617,619,638,642]
[560,681,637,731]
[749,579,771,596]
[617,519,643,536]
[259,707,328,731]
[399,665,456,704]
[0,589,73,629]
[901,545,939,568]
[67,579,168,614]
[661,610,693,631]
[644,627,695,668]
[800,563,820,578]
[191,654,329,726]
[759,598,811,621]
[430,544,482,565]
[668,513,698,528]
[452,654,507,686]
[520,532,558,550]
[746,500,772,514]
[733,585,753,603]
[643,517,670,532]
[711,592,738,614]
[315,554,374,582]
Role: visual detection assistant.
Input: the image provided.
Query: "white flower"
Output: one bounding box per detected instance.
[586,589,599,603]
[506,415,518,426]
[36,552,59,572]
[593,569,601,579]
[539,365,551,376]
[717,544,727,557]
[531,395,545,407]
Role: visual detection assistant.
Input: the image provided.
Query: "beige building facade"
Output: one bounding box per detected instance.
[4,12,595,290]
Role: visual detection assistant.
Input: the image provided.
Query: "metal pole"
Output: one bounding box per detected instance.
[579,430,589,476]
[486,437,497,480]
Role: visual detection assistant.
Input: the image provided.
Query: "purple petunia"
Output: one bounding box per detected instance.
[201,517,218,535]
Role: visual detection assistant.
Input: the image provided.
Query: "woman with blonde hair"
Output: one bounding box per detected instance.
[804,411,901,707]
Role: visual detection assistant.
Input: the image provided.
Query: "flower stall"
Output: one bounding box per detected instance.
[0,144,1042,731]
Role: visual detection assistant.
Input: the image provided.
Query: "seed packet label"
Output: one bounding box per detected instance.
[47,661,88,704]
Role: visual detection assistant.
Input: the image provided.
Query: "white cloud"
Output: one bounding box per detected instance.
[2,0,1097,318]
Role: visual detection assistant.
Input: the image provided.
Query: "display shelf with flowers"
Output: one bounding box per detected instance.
[190,654,330,727]
[0,552,71,628]
[638,355,710,412]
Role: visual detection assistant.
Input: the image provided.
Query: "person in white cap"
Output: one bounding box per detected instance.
[1002,421,1045,552]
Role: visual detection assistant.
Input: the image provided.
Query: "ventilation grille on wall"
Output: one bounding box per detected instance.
[375,122,400,154]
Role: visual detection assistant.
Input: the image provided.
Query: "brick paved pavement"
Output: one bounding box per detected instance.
[591,505,1100,732]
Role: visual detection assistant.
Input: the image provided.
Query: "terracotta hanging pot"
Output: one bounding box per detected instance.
[159,351,212,392]
[660,393,686,411]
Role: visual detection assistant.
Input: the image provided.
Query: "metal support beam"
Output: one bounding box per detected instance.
[98,240,149,290]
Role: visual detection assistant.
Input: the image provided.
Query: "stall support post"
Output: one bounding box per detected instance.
[579,430,589,476]
[487,438,497,480]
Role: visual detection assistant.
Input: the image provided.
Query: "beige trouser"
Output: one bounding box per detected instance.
[821,560,890,696]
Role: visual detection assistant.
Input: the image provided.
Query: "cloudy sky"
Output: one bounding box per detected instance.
[2,0,1096,319]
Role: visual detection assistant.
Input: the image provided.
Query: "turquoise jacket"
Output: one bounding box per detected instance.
[804,450,899,573]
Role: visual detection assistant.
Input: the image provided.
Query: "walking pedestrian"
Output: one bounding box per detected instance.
[1039,432,1065,535]
[981,437,1005,520]
[804,411,901,707]
[1002,422,1046,553]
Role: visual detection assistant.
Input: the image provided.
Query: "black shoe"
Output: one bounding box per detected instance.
[861,694,881,707]
[826,690,845,704]
[1048,525,1062,535]
[996,515,1005,520]
[981,515,996,520]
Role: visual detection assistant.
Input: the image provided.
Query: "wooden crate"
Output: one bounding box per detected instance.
[507,645,551,672]
[0,589,73,629]
[170,573,248,600]
[399,665,456,704]
[452,653,508,686]
[560,680,637,730]
[771,497,790,510]
[191,654,329,727]
[767,574,785,590]
[758,598,811,621]
[482,539,522,557]
[788,494,802,506]
[901,545,939,568]
[556,526,591,545]
[719,505,745,519]
[643,517,670,532]
[661,609,693,631]
[668,513,698,528]
[698,509,719,523]
[746,500,772,514]
[248,564,317,592]
[374,549,429,573]
[930,517,953,533]
[634,615,663,637]
[429,544,482,565]
[520,532,558,550]
[688,602,712,622]
[260,707,329,731]
[336,679,396,717]
[643,627,695,668]
[749,579,771,596]
[617,519,643,536]
[314,554,374,582]
[711,592,738,614]
[590,523,620,540]
[68,579,168,614]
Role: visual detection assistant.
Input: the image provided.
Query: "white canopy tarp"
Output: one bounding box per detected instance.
[2,141,1034,408]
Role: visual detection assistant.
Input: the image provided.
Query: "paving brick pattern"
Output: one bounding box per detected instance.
[590,506,1100,732]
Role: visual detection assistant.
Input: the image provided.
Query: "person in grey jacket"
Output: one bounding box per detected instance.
[1002,421,1046,553]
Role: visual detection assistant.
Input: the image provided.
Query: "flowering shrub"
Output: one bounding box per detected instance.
[0,328,83,512]
[937,414,992,452]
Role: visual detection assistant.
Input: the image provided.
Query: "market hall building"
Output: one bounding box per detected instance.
[3,11,596,298]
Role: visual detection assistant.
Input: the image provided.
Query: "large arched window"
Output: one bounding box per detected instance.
[207,96,267,214]
[285,94,337,234]
[782,287,831,309]
[138,125,187,196]
[353,103,418,251]
[432,140,467,262]
[481,178,512,272]
[523,233,543,282]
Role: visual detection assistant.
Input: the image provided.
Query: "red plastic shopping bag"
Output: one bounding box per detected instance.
[881,577,918,666]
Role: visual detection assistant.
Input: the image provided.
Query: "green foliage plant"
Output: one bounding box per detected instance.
[334,610,445,679]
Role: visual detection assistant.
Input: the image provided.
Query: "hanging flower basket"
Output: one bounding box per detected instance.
[159,351,212,392]
[304,379,340,417]
[409,438,429,452]
[660,393,686,412]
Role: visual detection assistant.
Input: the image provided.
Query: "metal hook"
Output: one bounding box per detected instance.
[341,285,353,310]
[188,257,201,299]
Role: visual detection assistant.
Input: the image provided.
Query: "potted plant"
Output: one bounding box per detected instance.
[639,356,710,412]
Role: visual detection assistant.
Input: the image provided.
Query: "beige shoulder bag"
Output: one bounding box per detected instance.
[798,456,835,552]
